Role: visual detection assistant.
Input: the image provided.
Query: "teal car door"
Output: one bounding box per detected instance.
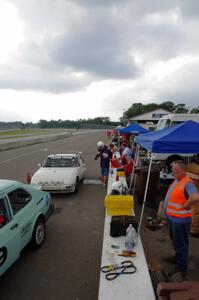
[0,196,20,276]
[7,188,34,251]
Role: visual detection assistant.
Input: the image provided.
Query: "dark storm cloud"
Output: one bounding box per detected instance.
[177,0,199,18]
[2,0,199,98]
[154,61,199,108]
[73,0,174,14]
[0,58,90,93]
[131,23,183,61]
[1,0,142,92]
[46,30,139,79]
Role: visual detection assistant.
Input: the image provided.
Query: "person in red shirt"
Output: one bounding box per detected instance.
[124,157,134,185]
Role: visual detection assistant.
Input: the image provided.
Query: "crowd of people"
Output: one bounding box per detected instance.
[94,139,136,187]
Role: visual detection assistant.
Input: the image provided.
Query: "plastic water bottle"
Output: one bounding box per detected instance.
[125,224,137,251]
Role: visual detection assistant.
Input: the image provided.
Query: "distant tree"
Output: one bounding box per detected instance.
[190,107,199,114]
[93,117,104,124]
[38,119,49,128]
[124,103,144,119]
[18,122,26,129]
[159,101,175,112]
[24,122,36,128]
[92,117,111,124]
[174,103,189,114]
[122,100,192,120]
[144,103,159,112]
[103,117,111,124]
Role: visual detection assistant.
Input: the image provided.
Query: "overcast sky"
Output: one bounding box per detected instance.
[0,0,199,123]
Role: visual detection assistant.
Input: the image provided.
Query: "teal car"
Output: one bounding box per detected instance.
[0,179,53,276]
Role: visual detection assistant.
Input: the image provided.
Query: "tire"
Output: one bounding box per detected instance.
[31,217,46,249]
[74,178,79,193]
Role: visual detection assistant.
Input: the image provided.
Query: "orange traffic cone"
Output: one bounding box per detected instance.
[27,172,32,184]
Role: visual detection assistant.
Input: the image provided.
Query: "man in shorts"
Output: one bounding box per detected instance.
[95,141,112,187]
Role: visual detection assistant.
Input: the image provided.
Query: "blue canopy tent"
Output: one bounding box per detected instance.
[118,124,148,190]
[118,123,148,135]
[135,120,199,154]
[134,120,199,233]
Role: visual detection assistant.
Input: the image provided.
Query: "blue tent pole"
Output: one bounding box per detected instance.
[138,155,153,234]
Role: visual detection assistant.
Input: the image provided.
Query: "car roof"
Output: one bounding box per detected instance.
[47,153,79,158]
[0,179,22,195]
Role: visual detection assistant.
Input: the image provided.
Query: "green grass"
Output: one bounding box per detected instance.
[0,128,73,140]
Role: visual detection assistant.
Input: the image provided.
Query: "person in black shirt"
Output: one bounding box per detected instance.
[95,141,112,186]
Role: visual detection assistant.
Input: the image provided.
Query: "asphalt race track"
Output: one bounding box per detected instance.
[0,130,110,300]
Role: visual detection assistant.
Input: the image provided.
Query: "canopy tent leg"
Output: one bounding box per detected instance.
[138,156,153,234]
[130,145,140,193]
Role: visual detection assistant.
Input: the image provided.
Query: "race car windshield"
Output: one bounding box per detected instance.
[43,157,78,168]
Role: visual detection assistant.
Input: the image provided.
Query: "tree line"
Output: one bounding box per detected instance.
[0,101,199,130]
[122,101,199,120]
[0,117,119,130]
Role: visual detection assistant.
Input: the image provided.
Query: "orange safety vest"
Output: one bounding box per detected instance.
[166,175,192,218]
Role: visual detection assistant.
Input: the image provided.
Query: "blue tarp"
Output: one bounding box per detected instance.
[118,123,148,134]
[135,120,199,153]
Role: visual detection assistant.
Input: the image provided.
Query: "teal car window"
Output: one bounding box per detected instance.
[8,188,32,215]
[0,197,10,228]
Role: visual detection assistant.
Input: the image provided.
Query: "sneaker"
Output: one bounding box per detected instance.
[169,270,187,282]
[168,266,187,278]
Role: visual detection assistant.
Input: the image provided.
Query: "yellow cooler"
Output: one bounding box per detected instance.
[104,195,134,216]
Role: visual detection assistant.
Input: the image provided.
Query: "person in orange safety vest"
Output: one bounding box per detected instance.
[164,160,199,278]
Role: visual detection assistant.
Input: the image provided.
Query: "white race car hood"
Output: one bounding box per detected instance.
[31,167,77,184]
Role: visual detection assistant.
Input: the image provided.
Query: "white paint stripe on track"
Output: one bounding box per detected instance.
[0,148,85,165]
[0,149,46,165]
[83,179,102,185]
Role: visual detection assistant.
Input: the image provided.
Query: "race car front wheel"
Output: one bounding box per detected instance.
[74,177,79,193]
[31,217,46,249]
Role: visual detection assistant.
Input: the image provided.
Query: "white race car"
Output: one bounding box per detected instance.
[31,153,86,193]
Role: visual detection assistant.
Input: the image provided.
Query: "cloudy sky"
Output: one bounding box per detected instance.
[0,0,199,123]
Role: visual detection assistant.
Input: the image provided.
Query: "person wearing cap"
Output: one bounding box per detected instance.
[95,141,112,187]
[164,160,198,278]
